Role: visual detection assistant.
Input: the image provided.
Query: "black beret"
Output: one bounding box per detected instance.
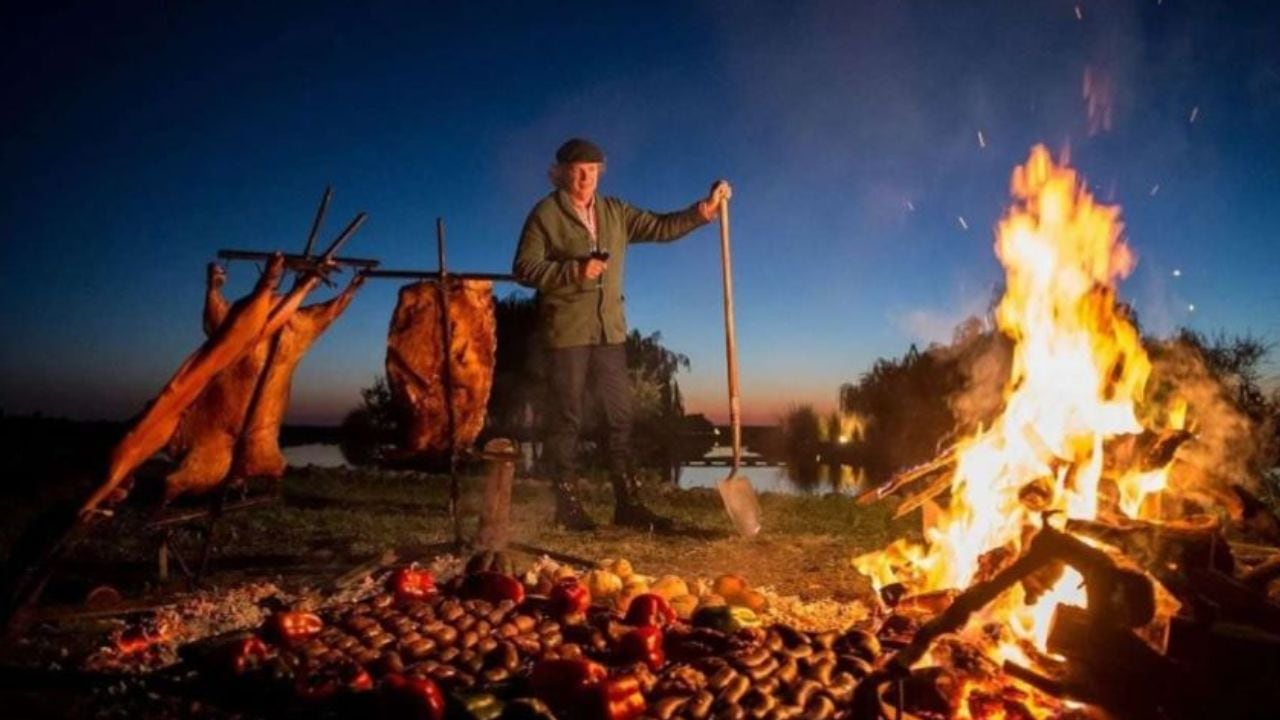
[555,138,605,164]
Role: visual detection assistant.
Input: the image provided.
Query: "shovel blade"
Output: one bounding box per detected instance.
[717,474,761,538]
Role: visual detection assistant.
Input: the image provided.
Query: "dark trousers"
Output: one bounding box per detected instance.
[544,343,632,481]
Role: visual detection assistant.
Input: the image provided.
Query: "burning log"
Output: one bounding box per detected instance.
[1182,568,1280,634]
[852,523,1155,719]
[1065,515,1233,581]
[893,471,954,520]
[1228,484,1280,547]
[1102,428,1194,475]
[1042,604,1191,718]
[866,428,1192,517]
[1241,555,1280,591]
[856,444,959,507]
[1165,614,1280,717]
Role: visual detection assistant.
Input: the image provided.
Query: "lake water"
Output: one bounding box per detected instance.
[282,444,863,496]
[282,443,352,468]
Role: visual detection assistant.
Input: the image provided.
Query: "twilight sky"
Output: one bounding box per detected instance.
[3,0,1278,426]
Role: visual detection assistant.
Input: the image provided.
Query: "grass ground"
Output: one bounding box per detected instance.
[42,465,913,603]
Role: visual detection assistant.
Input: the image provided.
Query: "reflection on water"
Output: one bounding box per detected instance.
[283,443,351,468]
[677,463,866,496]
[282,444,867,497]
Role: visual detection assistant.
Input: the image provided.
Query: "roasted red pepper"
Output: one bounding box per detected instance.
[342,663,374,693]
[462,571,526,604]
[268,610,323,644]
[590,673,647,720]
[623,593,676,629]
[381,673,447,720]
[531,658,609,714]
[388,566,437,601]
[228,635,270,675]
[550,576,592,616]
[617,625,665,671]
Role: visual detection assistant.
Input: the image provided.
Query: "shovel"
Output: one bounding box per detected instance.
[715,197,762,537]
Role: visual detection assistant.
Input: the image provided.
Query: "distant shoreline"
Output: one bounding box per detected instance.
[1,413,342,448]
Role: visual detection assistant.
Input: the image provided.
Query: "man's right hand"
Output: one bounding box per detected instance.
[579,257,608,282]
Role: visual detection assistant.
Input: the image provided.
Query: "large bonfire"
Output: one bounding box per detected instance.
[856,145,1186,658]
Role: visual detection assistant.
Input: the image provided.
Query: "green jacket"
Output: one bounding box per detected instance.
[513,190,708,348]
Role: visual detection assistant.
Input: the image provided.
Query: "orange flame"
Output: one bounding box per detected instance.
[856,145,1176,653]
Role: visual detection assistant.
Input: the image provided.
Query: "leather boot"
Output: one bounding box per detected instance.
[611,474,674,532]
[553,476,598,531]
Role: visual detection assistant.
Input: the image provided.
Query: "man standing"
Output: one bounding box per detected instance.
[513,138,731,531]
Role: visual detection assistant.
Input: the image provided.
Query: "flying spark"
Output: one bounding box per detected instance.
[905,200,916,212]
[1075,5,1083,20]
[1189,106,1200,123]
[1172,269,1182,277]
[977,130,987,148]
[1188,304,1196,313]
[1149,184,1160,196]
[957,216,969,230]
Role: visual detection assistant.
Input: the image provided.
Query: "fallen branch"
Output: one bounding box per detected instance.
[856,445,959,507]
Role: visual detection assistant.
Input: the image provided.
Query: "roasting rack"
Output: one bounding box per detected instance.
[360,217,517,547]
[4,188,374,628]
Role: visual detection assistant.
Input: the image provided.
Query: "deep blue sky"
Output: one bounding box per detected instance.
[3,0,1278,425]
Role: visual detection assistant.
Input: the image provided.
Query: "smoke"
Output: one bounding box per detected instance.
[1149,342,1270,499]
[938,315,1012,436]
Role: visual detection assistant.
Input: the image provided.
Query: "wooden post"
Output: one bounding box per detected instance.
[477,439,519,551]
[435,218,462,546]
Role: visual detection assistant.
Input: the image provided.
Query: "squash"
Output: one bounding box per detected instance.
[584,569,623,600]
[650,575,689,601]
[712,574,748,603]
[669,594,699,619]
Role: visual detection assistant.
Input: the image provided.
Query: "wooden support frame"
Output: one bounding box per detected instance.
[4,188,369,628]
[355,217,516,548]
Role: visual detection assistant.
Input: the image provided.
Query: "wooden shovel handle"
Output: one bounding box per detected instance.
[719,201,742,472]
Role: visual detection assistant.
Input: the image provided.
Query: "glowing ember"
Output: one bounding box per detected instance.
[856,145,1181,656]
